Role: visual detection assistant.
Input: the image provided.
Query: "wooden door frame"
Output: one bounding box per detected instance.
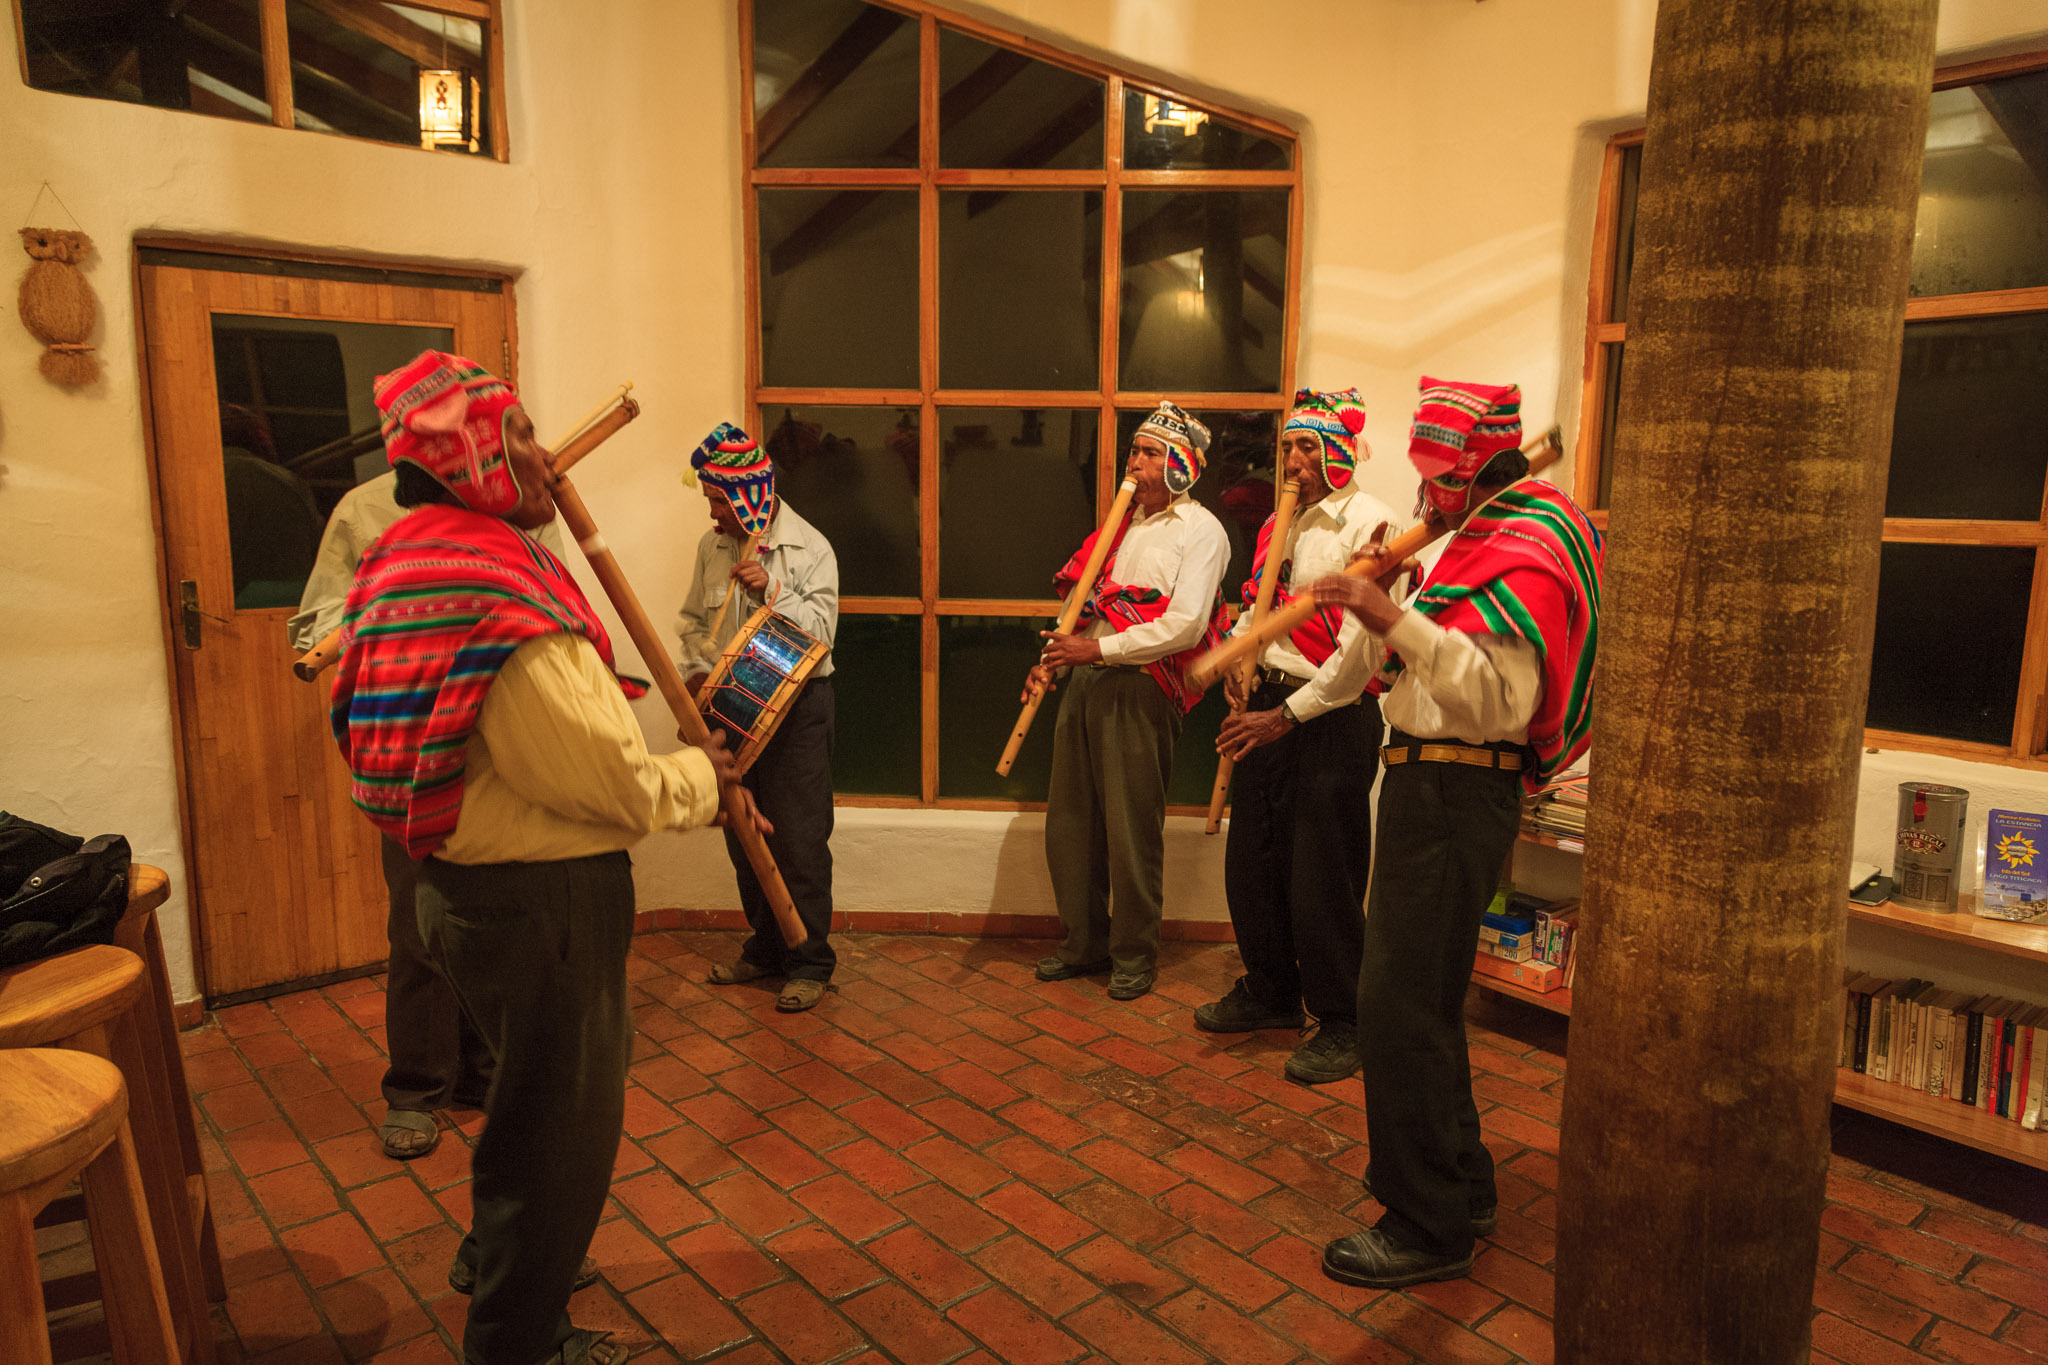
[131,235,519,1003]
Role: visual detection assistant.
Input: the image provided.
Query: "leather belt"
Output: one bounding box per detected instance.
[1256,665,1311,689]
[1382,743,1525,772]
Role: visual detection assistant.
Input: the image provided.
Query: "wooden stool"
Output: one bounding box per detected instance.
[0,1049,179,1365]
[0,943,214,1365]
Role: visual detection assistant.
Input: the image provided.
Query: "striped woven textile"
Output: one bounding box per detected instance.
[1055,519,1230,717]
[1241,514,1344,669]
[1370,479,1603,791]
[329,504,645,859]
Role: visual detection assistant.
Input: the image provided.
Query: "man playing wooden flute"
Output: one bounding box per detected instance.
[677,422,841,1012]
[1309,377,1602,1290]
[331,351,748,1365]
[1028,402,1230,1001]
[1199,388,1402,1085]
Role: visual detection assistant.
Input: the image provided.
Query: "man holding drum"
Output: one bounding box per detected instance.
[1200,388,1401,1085]
[1028,402,1231,1001]
[678,423,841,1012]
[1309,377,1602,1290]
[331,351,743,1365]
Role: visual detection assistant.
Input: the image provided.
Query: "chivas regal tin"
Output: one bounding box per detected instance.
[1894,783,1968,913]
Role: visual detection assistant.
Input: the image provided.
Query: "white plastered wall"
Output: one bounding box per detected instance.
[2,0,2045,1003]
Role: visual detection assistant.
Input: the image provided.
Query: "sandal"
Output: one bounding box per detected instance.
[379,1108,439,1160]
[548,1327,621,1365]
[708,960,777,986]
[776,979,828,1012]
[449,1253,599,1296]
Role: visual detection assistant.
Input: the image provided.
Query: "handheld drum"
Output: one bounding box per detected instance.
[701,604,830,777]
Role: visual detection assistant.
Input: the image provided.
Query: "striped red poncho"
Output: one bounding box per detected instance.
[1370,480,1602,792]
[1241,516,1346,670]
[330,505,644,859]
[1054,518,1230,716]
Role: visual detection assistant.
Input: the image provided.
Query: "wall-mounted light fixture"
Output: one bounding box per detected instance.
[1143,94,1207,137]
[419,67,479,152]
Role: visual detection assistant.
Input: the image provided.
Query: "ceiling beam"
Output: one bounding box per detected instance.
[756,7,908,160]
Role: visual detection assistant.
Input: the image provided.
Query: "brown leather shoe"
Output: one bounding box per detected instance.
[708,960,777,986]
[777,978,828,1012]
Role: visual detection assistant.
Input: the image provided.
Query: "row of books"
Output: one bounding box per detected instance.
[1473,895,1579,994]
[1840,975,2046,1130]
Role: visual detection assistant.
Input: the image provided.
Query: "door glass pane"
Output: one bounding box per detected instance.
[1610,143,1641,324]
[833,613,921,797]
[1912,70,2048,297]
[1887,313,2048,520]
[939,408,1097,599]
[211,315,453,609]
[1114,408,1280,604]
[760,189,919,389]
[1867,543,2033,746]
[940,191,1101,390]
[938,28,1102,169]
[1122,89,1290,171]
[1597,342,1625,511]
[20,0,271,122]
[1119,191,1289,394]
[286,2,491,154]
[754,0,918,169]
[1168,687,1229,807]
[938,615,1057,800]
[764,406,921,598]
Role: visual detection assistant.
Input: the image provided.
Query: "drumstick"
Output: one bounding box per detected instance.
[1204,480,1302,834]
[290,400,647,683]
[997,479,1139,777]
[549,398,808,949]
[705,527,761,648]
[1186,431,1563,689]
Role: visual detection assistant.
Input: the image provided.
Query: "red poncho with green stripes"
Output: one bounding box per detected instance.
[329,505,645,859]
[1369,480,1602,792]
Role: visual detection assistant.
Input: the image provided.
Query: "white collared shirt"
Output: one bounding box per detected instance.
[676,500,839,679]
[1083,494,1231,667]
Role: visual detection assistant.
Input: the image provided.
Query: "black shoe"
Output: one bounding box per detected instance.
[1361,1166,1498,1237]
[1193,977,1304,1033]
[1283,1023,1361,1084]
[1035,956,1112,982]
[1321,1227,1474,1289]
[450,1254,600,1295]
[1106,968,1156,1000]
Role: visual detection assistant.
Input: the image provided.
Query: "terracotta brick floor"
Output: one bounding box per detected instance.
[169,930,2048,1365]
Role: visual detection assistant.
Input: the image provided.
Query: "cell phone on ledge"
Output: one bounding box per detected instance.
[1849,873,1894,906]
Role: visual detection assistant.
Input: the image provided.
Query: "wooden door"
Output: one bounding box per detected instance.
[139,248,514,1000]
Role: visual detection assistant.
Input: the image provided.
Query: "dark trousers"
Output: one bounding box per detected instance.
[416,851,635,1365]
[1357,736,1522,1258]
[729,678,836,981]
[1223,687,1381,1026]
[380,838,491,1111]
[1045,666,1182,974]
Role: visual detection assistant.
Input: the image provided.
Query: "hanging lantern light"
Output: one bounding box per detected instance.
[1143,94,1208,136]
[418,67,479,152]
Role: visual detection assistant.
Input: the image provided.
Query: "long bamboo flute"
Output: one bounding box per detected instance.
[547,404,807,948]
[1204,480,1301,834]
[1186,433,1563,690]
[997,479,1139,776]
[290,400,645,682]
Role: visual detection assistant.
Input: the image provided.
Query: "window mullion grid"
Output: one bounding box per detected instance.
[918,12,941,805]
[2013,543,2048,757]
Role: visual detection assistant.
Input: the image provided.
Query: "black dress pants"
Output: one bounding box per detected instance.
[1222,686,1381,1026]
[1357,736,1522,1257]
[416,851,635,1365]
[728,677,836,981]
[380,837,491,1112]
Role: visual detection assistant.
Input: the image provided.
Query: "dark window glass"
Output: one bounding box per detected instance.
[937,616,1058,800]
[1912,71,2048,297]
[211,314,453,608]
[21,0,270,122]
[937,28,1102,169]
[754,0,918,169]
[1122,89,1290,170]
[1119,191,1288,394]
[940,191,1102,390]
[759,189,920,389]
[1597,342,1624,511]
[833,613,922,797]
[939,408,1098,600]
[1887,313,2048,521]
[1114,407,1279,601]
[285,2,490,153]
[763,405,921,598]
[1168,687,1229,806]
[1867,543,2034,746]
[1610,143,1641,324]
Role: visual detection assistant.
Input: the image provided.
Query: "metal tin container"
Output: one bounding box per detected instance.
[1894,783,1968,913]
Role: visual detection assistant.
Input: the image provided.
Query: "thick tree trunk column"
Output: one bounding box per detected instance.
[1555,3,1937,1362]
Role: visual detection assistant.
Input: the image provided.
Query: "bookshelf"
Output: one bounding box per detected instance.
[1833,1070,2048,1172]
[1847,895,2048,965]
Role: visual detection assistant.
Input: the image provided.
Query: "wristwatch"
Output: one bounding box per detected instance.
[1279,701,1301,728]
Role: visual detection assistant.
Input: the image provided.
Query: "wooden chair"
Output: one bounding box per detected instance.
[0,941,215,1365]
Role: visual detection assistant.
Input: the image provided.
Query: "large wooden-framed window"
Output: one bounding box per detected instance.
[13,0,509,160]
[742,0,1302,809]
[1579,51,2048,769]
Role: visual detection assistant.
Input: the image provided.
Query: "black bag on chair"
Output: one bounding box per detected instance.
[0,812,132,968]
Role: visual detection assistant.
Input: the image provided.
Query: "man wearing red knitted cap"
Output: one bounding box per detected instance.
[331,352,744,1365]
[1310,377,1602,1289]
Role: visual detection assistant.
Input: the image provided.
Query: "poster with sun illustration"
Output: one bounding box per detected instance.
[1981,809,2048,922]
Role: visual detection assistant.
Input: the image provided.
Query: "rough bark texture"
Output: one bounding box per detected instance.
[1554,3,1938,1361]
